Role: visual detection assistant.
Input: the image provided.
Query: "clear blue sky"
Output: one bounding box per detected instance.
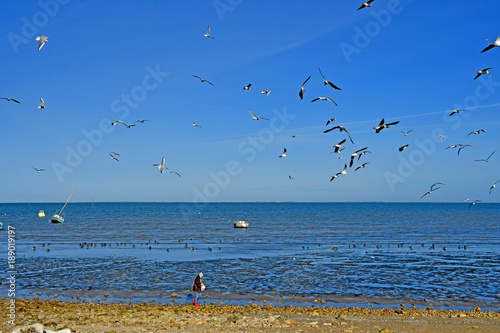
[1,0,499,203]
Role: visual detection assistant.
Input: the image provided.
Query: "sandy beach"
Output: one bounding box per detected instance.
[2,299,499,333]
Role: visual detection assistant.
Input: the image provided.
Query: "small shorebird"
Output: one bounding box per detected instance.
[318,67,341,91]
[192,75,214,85]
[204,26,214,39]
[261,90,271,95]
[38,98,46,109]
[36,35,49,51]
[1,97,20,104]
[467,129,486,136]
[32,167,46,174]
[248,110,269,120]
[481,36,500,53]
[398,144,409,152]
[108,153,120,162]
[474,150,495,162]
[373,118,399,133]
[279,148,287,158]
[474,67,492,80]
[358,0,375,10]
[311,96,338,106]
[299,76,311,100]
[243,83,252,90]
[153,157,167,174]
[324,125,354,144]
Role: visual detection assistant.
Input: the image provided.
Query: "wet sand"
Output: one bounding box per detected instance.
[2,299,499,333]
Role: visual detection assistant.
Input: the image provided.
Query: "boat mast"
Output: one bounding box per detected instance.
[58,188,76,215]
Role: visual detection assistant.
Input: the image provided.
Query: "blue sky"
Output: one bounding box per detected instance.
[1,0,500,203]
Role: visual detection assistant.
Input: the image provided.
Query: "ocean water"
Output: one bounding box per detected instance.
[0,202,499,310]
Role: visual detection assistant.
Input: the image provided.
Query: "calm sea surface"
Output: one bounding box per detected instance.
[0,202,499,310]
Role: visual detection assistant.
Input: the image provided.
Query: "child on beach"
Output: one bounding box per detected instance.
[192,272,205,307]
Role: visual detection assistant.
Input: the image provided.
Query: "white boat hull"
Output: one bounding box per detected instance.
[234,220,249,228]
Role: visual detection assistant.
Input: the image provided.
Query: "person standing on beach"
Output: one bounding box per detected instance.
[192,272,205,307]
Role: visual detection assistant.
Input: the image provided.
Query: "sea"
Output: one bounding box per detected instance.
[0,202,499,310]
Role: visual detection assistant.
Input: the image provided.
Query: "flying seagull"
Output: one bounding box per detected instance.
[420,185,441,199]
[112,120,125,126]
[464,198,470,202]
[108,153,120,162]
[333,139,346,154]
[125,124,135,129]
[279,148,287,158]
[481,36,500,53]
[243,83,252,90]
[475,150,495,162]
[355,162,370,171]
[170,171,181,177]
[193,122,201,127]
[134,119,150,123]
[398,144,409,152]
[153,157,167,174]
[457,144,473,156]
[262,90,271,95]
[318,67,341,91]
[111,152,120,156]
[469,200,482,210]
[311,96,338,106]
[474,67,492,80]
[324,125,354,144]
[32,167,46,174]
[449,109,464,116]
[430,182,445,190]
[397,129,413,136]
[358,0,375,10]
[330,164,347,182]
[289,175,294,181]
[299,76,311,100]
[325,118,336,126]
[445,144,463,150]
[438,134,445,140]
[204,26,214,39]
[490,180,499,194]
[373,118,399,133]
[36,35,49,51]
[248,110,269,120]
[467,129,486,136]
[192,75,214,85]
[37,98,46,109]
[350,147,368,167]
[1,97,20,104]
[357,150,372,161]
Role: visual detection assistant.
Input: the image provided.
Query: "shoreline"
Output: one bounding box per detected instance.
[2,299,499,333]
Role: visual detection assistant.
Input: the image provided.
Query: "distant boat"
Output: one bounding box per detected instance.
[38,210,45,217]
[233,220,249,228]
[51,188,76,224]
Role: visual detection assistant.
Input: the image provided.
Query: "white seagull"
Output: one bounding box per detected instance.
[325,118,336,126]
[248,110,269,120]
[474,150,495,162]
[192,75,214,85]
[358,0,375,10]
[38,98,46,109]
[32,167,46,174]
[467,129,487,136]
[125,124,135,129]
[193,122,201,128]
[449,109,464,116]
[324,125,354,144]
[397,129,413,136]
[350,147,368,167]
[112,120,125,126]
[170,171,181,177]
[457,144,473,156]
[474,67,492,80]
[420,185,442,199]
[490,180,499,194]
[373,118,399,133]
[108,153,120,162]
[289,175,294,181]
[204,26,214,39]
[153,157,167,174]
[333,139,346,154]
[36,35,49,51]
[311,96,338,106]
[318,67,341,91]
[481,36,500,53]
[330,164,347,182]
[355,162,370,171]
[134,119,150,123]
[261,90,271,95]
[1,97,20,104]
[299,76,311,100]
[279,148,287,158]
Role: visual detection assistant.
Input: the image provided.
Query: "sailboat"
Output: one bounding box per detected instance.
[51,188,76,224]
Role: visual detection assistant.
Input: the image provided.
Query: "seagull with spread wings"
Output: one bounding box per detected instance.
[333,139,346,154]
[398,144,409,152]
[193,122,201,128]
[153,157,167,174]
[32,167,46,174]
[299,76,311,100]
[420,185,442,199]
[397,129,413,136]
[170,171,181,177]
[318,67,341,91]
[243,83,252,90]
[474,67,492,80]
[469,200,482,210]
[373,118,399,133]
[325,118,336,126]
[349,147,368,167]
[475,151,495,162]
[134,119,150,123]
[108,153,120,162]
[324,125,354,144]
[457,144,473,155]
[358,0,375,10]
[204,26,214,39]
[311,96,338,106]
[481,36,500,53]
[1,97,20,104]
[262,90,271,95]
[330,164,347,182]
[36,35,49,51]
[490,180,499,194]
[38,98,46,109]
[355,162,370,171]
[112,120,125,126]
[248,110,269,120]
[467,129,486,136]
[192,75,214,85]
[449,109,464,116]
[279,148,287,158]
